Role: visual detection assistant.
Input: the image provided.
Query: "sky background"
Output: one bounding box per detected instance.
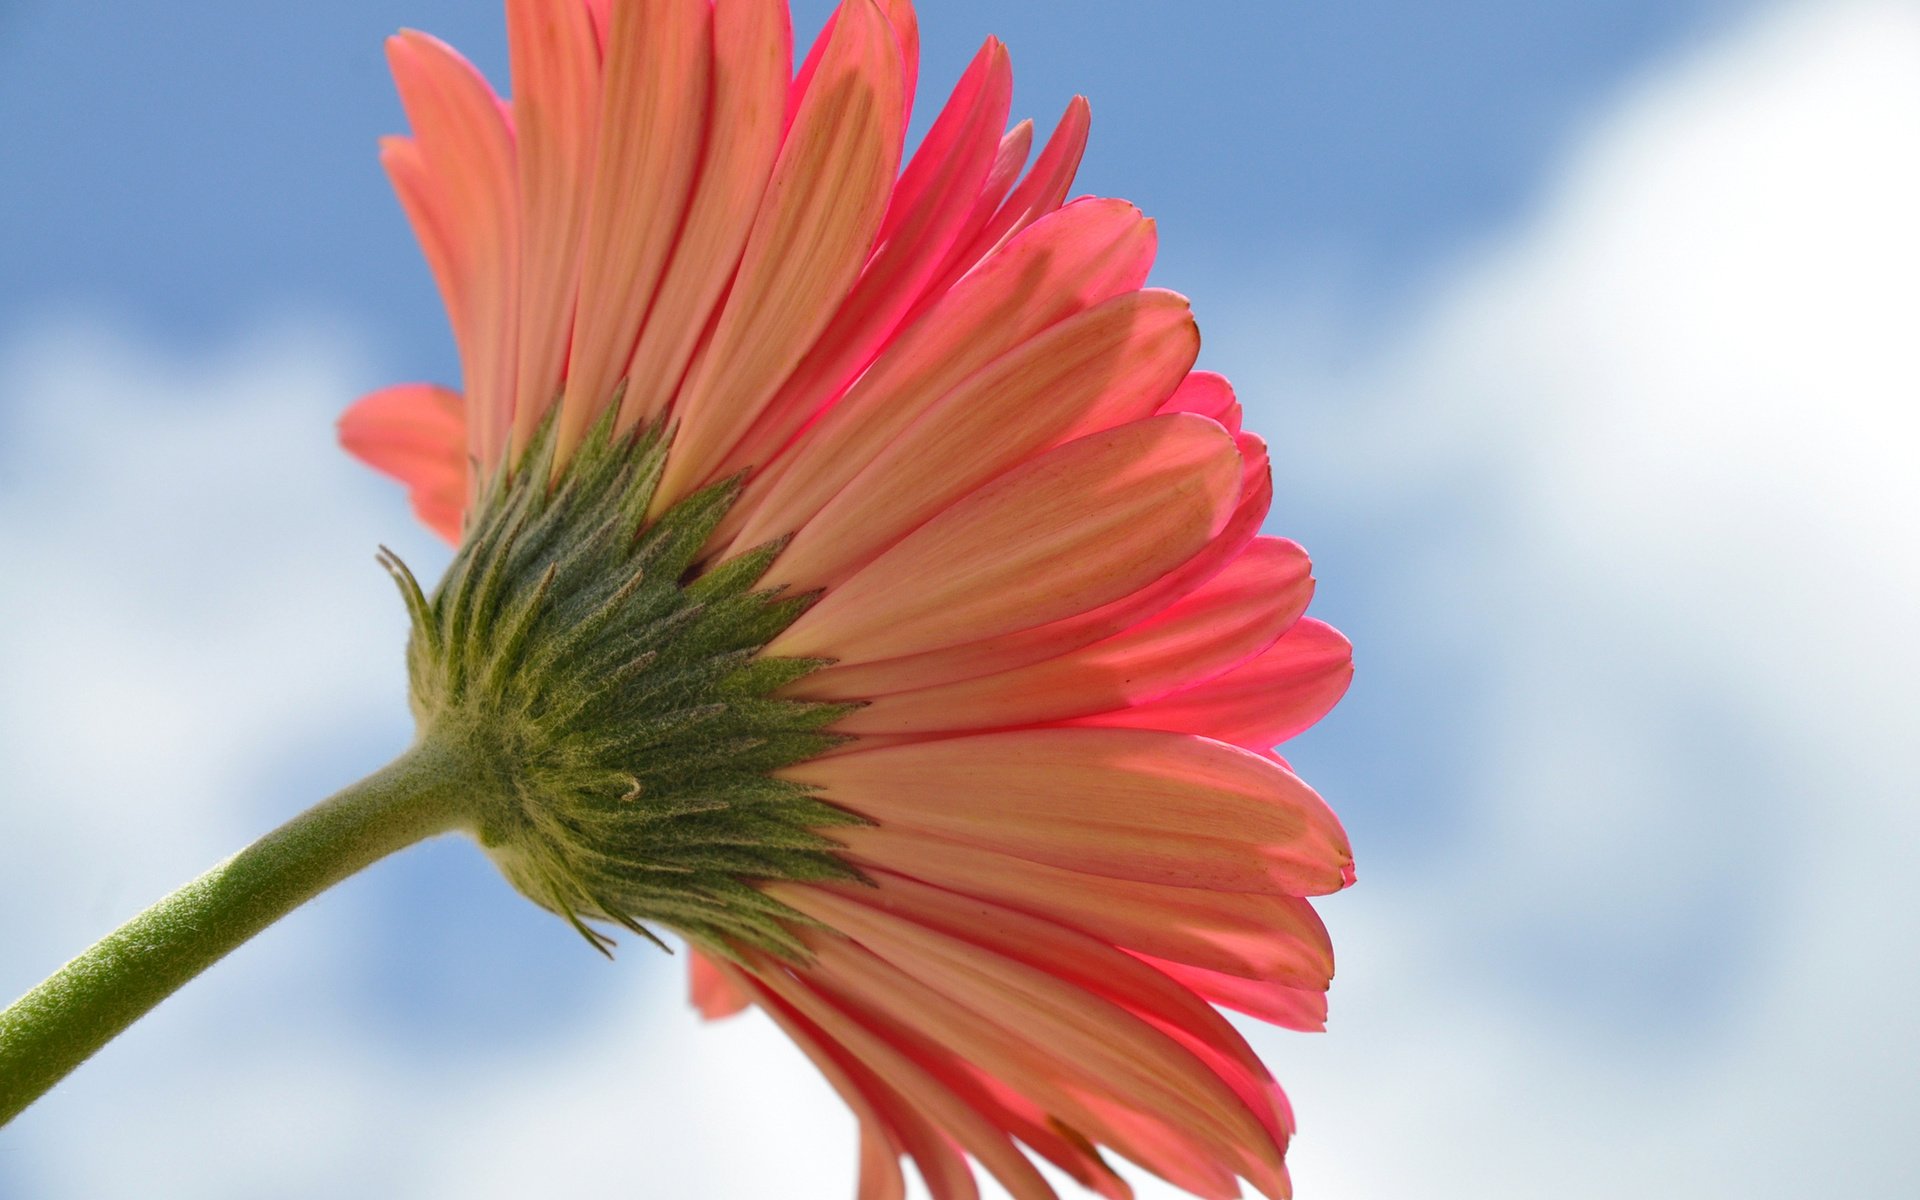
[2,1,1916,1197]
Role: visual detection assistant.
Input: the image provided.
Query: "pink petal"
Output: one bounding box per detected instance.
[910,97,1092,313]
[650,0,907,511]
[379,139,465,376]
[337,384,468,543]
[687,947,750,1020]
[718,196,1157,556]
[725,964,941,1199]
[716,38,1015,479]
[796,932,1242,1197]
[767,414,1240,666]
[836,825,1334,989]
[783,727,1352,896]
[1159,370,1242,434]
[780,886,1288,1198]
[830,873,1299,1165]
[784,955,1143,1200]
[858,1121,909,1200]
[767,289,1198,592]
[837,536,1311,734]
[504,0,601,460]
[874,0,920,139]
[750,955,1057,1200]
[1138,957,1332,1034]
[793,0,918,134]
[905,118,1032,306]
[385,31,520,476]
[551,0,712,464]
[792,427,1268,700]
[1077,617,1355,750]
[615,0,793,433]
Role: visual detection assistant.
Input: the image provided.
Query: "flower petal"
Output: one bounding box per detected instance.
[337,383,467,543]
[1077,617,1355,750]
[1137,957,1331,1034]
[718,196,1158,555]
[792,425,1268,699]
[778,885,1288,1198]
[687,947,750,1019]
[749,953,1058,1200]
[908,118,1032,301]
[834,826,1334,989]
[651,0,907,511]
[1159,370,1242,433]
[838,536,1311,734]
[858,1121,909,1200]
[914,96,1092,308]
[616,0,793,433]
[716,38,1016,478]
[725,964,947,1199]
[767,414,1240,665]
[385,31,519,474]
[552,0,712,463]
[504,0,601,459]
[812,873,1298,1163]
[784,727,1352,896]
[768,289,1198,591]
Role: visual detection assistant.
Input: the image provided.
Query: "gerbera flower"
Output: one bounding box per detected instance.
[339,2,1355,1197]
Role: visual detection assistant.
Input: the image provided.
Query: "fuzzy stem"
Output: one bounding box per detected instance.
[0,738,486,1124]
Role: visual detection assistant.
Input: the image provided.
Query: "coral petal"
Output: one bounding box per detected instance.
[727,965,950,1198]
[616,0,793,433]
[768,415,1239,665]
[836,826,1334,988]
[930,97,1091,294]
[337,383,467,543]
[858,1121,909,1200]
[652,0,907,510]
[1079,618,1355,750]
[821,873,1298,1156]
[717,39,1015,478]
[784,728,1353,896]
[505,0,602,458]
[1139,958,1332,1034]
[717,196,1157,554]
[552,0,712,463]
[791,423,1267,699]
[778,886,1286,1196]
[751,956,1055,1200]
[767,289,1198,592]
[688,948,750,1019]
[385,31,519,474]
[1160,371,1243,434]
[839,536,1311,734]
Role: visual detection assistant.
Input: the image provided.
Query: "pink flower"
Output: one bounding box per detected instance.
[339,2,1354,1197]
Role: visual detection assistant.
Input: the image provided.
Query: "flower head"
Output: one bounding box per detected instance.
[340,2,1354,1196]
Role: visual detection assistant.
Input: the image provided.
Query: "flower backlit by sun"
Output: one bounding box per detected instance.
[339,2,1356,1196]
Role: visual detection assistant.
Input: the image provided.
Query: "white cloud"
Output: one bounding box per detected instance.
[1227,1,1920,1196]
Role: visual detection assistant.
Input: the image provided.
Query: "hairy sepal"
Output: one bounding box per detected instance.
[383,414,862,959]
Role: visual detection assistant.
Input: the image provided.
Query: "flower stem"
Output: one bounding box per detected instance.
[0,737,484,1125]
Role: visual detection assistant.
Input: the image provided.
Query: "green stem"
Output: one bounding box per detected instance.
[0,738,483,1125]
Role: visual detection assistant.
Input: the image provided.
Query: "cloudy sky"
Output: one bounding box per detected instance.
[1,1,1916,1197]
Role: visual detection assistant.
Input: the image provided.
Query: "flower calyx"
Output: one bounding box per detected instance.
[380,416,863,959]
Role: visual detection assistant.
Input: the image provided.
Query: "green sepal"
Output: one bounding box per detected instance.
[384,412,866,959]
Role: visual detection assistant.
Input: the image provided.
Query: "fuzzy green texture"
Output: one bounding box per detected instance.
[384,415,864,959]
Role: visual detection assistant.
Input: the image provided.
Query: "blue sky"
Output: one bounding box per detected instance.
[2,2,1916,1198]
[0,1,1745,366]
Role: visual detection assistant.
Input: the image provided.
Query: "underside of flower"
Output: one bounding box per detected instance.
[338,2,1359,1196]
[382,414,862,958]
